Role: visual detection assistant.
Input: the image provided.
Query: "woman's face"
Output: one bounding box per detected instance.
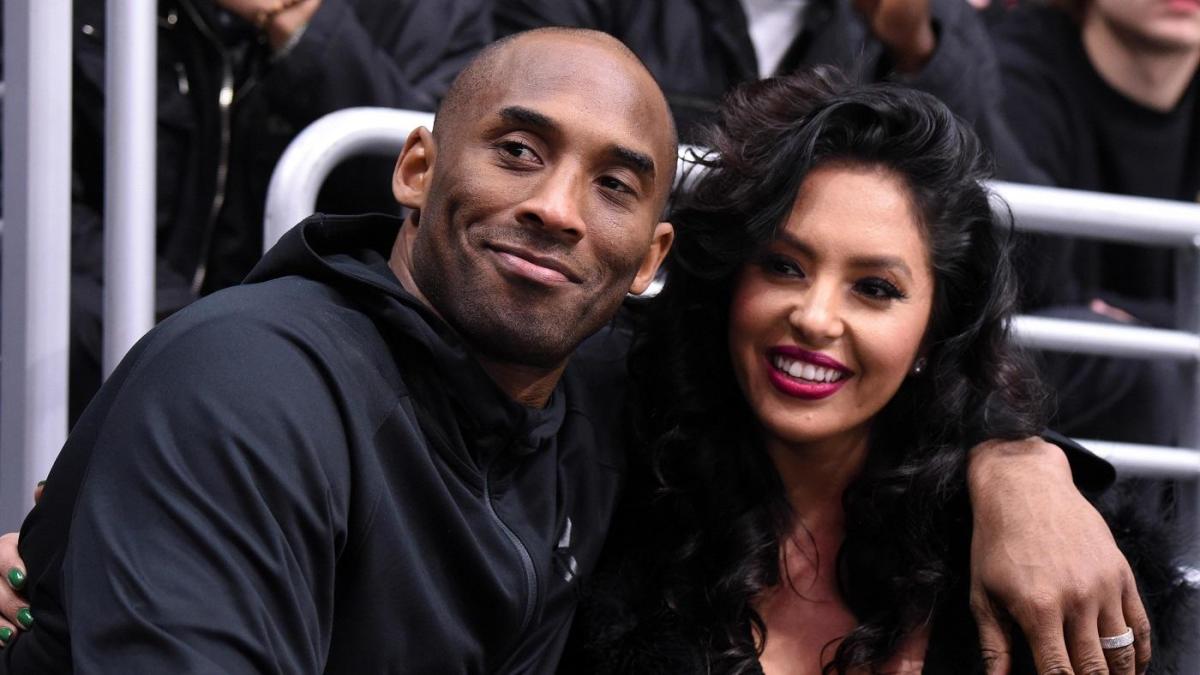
[728,163,935,453]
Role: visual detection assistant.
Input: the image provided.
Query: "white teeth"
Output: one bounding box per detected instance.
[787,360,804,378]
[772,355,844,383]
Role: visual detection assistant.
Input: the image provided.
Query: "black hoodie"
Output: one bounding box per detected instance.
[8,213,631,674]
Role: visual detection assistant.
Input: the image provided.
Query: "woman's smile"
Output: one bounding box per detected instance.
[766,346,852,399]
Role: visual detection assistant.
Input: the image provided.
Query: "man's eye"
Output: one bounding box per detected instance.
[855,278,905,301]
[599,176,633,194]
[498,141,539,162]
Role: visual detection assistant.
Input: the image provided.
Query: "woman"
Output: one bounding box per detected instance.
[572,71,1185,674]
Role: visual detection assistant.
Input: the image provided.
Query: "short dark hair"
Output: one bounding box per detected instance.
[614,69,1048,672]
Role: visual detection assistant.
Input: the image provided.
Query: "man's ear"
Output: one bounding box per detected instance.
[629,222,675,295]
[392,127,437,211]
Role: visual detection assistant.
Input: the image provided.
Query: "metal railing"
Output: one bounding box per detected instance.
[0,0,159,529]
[1,1,74,528]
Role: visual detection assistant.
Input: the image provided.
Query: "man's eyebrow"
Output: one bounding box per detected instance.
[498,106,558,132]
[609,145,656,180]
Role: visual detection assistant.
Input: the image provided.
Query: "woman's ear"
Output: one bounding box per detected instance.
[630,222,675,295]
[392,127,437,212]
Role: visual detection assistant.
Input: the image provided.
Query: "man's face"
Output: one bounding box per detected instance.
[400,36,675,369]
[1090,0,1200,51]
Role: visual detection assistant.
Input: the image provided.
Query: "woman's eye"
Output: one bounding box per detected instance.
[856,278,905,301]
[763,255,804,278]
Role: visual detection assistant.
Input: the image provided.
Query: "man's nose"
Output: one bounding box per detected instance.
[788,284,845,345]
[515,167,587,241]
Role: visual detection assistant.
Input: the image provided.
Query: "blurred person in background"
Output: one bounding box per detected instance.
[496,0,1016,156]
[992,0,1199,444]
[63,0,490,423]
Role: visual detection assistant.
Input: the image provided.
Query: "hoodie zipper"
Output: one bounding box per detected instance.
[178,0,244,295]
[481,460,538,638]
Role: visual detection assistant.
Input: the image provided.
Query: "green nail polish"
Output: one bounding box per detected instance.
[15,608,31,630]
[0,626,12,644]
[6,568,24,591]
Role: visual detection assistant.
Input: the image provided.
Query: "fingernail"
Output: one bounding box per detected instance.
[0,626,11,645]
[35,481,45,488]
[6,568,25,591]
[15,607,31,629]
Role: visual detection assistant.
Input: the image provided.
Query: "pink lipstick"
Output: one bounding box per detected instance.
[765,346,852,400]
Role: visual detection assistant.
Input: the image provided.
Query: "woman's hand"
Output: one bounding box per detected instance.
[0,481,44,647]
[967,438,1149,675]
[0,531,30,648]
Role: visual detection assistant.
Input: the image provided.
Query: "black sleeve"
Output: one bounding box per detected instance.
[881,0,1050,186]
[990,13,1090,311]
[1041,429,1116,493]
[992,25,1077,188]
[899,0,999,133]
[36,315,350,673]
[262,0,492,118]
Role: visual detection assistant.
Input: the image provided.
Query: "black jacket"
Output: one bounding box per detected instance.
[495,0,1024,175]
[7,214,630,674]
[66,0,490,420]
[992,6,1199,323]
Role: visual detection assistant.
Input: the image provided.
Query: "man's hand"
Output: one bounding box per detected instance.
[214,0,322,50]
[968,438,1150,675]
[851,0,937,73]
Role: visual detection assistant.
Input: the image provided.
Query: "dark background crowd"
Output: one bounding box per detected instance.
[11,0,1200,445]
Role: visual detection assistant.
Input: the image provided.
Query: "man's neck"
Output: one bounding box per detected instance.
[388,223,563,408]
[1082,16,1200,112]
[473,358,564,408]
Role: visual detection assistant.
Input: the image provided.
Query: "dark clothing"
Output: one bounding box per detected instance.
[495,0,1023,175]
[565,451,1187,675]
[993,6,1200,444]
[568,497,1193,675]
[7,214,630,674]
[993,5,1200,320]
[68,0,490,422]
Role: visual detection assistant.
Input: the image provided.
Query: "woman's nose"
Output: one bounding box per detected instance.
[788,286,845,344]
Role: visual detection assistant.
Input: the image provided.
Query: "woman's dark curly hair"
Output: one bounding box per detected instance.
[620,69,1050,673]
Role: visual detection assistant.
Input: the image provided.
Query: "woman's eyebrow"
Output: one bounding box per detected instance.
[846,255,914,280]
[774,231,914,280]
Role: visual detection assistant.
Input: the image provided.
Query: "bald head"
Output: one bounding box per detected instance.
[434,28,678,193]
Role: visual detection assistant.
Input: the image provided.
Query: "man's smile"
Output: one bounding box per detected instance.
[487,243,583,286]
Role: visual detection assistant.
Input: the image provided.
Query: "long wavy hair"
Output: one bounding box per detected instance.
[616,70,1049,673]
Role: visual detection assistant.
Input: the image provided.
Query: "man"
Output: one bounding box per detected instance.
[993,0,1199,444]
[0,29,1148,674]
